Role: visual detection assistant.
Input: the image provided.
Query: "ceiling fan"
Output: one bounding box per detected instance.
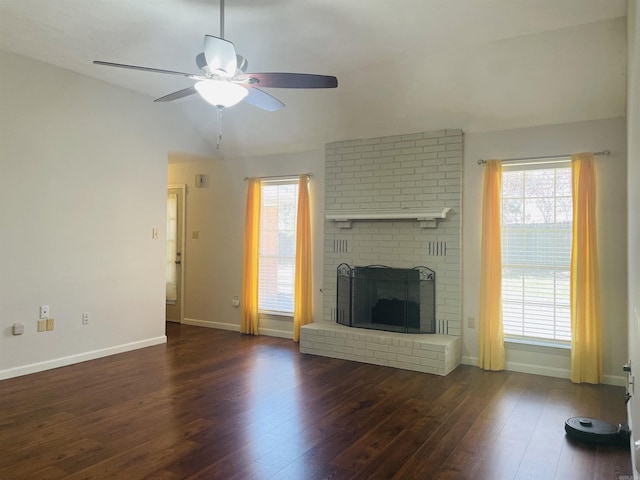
[93,0,338,114]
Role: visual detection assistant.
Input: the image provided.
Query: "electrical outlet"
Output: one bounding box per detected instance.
[82,312,90,325]
[40,305,49,319]
[467,317,475,329]
[37,320,46,332]
[46,318,54,331]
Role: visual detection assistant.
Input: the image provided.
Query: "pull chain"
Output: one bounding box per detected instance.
[216,0,226,152]
[216,106,223,151]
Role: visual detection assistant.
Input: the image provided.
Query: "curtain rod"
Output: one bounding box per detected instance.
[477,149,610,165]
[243,173,313,180]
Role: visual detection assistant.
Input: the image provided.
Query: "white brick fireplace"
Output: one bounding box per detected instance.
[300,129,463,375]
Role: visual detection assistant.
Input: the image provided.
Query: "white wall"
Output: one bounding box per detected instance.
[168,149,325,339]
[0,50,214,379]
[626,1,640,475]
[463,117,628,385]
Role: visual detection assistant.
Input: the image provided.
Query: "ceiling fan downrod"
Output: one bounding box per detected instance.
[219,0,225,40]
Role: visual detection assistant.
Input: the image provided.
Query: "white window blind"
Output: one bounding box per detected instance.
[501,163,572,343]
[258,180,299,315]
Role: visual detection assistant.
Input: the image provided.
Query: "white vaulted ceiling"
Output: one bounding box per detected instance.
[0,0,628,156]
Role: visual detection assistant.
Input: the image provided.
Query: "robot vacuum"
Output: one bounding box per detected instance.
[565,417,630,445]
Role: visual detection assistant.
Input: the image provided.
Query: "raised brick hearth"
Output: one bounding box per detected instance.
[300,323,461,376]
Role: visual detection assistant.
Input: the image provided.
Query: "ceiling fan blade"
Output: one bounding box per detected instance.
[241,87,284,112]
[203,35,237,76]
[154,87,198,103]
[93,60,200,79]
[236,72,338,89]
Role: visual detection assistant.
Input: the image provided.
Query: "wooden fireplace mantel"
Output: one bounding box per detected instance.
[325,207,451,229]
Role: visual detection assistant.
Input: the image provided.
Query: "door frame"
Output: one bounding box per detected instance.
[168,184,187,323]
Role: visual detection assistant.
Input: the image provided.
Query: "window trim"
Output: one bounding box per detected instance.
[259,311,294,321]
[503,337,571,350]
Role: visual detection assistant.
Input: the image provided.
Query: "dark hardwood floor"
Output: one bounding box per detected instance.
[0,323,632,479]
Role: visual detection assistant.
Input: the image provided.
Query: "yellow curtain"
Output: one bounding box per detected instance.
[293,175,312,342]
[478,160,505,370]
[241,178,261,335]
[570,153,602,383]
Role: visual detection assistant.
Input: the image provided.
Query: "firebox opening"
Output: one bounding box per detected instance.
[336,264,435,334]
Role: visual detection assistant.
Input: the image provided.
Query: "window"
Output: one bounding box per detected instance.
[501,162,572,343]
[166,191,178,303]
[258,180,299,315]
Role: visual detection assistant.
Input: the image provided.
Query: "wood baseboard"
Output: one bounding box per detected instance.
[0,335,167,380]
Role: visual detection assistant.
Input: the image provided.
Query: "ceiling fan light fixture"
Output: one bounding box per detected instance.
[194,80,247,108]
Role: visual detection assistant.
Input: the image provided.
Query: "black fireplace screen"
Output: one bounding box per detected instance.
[336,264,435,334]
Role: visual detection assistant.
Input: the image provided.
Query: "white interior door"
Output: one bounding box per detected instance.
[166,185,185,323]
